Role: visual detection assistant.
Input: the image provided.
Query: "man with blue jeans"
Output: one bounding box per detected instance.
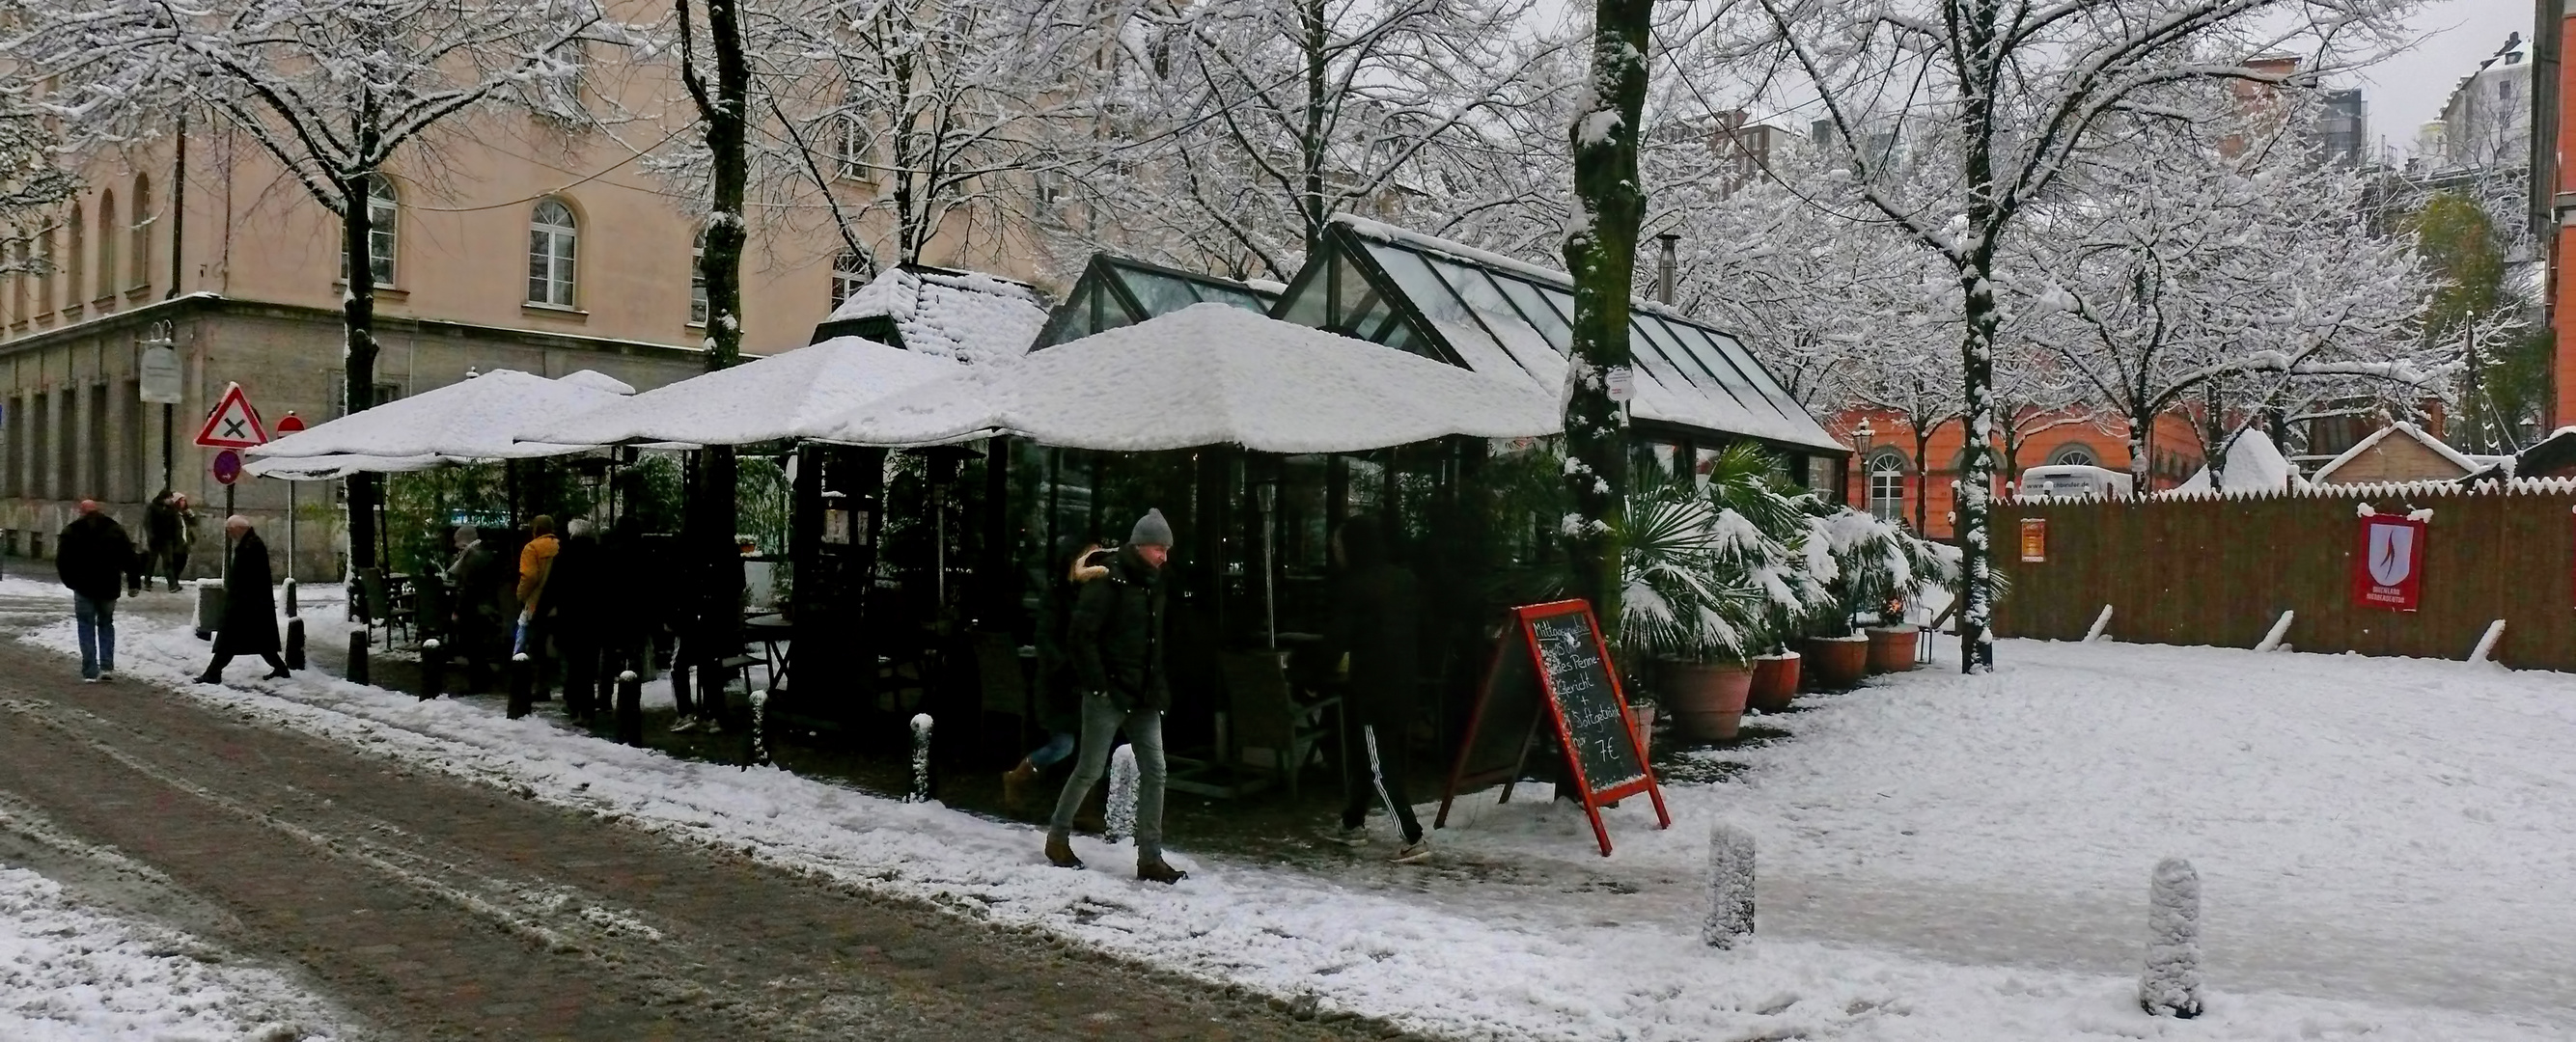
[1045,509,1185,884]
[57,500,135,682]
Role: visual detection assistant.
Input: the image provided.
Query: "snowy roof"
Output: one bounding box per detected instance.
[2168,428,2302,495]
[2308,422,2479,484]
[247,370,630,461]
[521,336,960,448]
[814,264,1048,364]
[1281,215,1844,455]
[1033,254,1281,348]
[817,303,1559,452]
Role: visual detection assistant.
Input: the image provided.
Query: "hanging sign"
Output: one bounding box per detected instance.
[193,383,269,449]
[2352,514,2426,612]
[1603,366,1635,403]
[140,345,184,404]
[2019,517,2047,562]
[1437,599,1670,857]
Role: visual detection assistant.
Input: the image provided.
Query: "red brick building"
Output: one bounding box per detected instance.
[1826,407,2204,538]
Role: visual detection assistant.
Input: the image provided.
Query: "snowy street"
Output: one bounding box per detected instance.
[1,579,2567,1040]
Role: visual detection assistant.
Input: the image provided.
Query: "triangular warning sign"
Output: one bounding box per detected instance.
[194,383,269,449]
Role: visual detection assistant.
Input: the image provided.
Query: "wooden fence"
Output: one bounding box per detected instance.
[1994,479,2576,672]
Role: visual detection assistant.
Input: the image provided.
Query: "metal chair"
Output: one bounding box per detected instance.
[1218,650,1343,799]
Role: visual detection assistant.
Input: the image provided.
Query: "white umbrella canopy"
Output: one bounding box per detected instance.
[244,452,455,480]
[518,336,962,448]
[249,370,630,460]
[817,303,1561,452]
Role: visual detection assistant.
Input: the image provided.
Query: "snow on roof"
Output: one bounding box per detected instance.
[2309,422,2478,483]
[821,265,1047,364]
[2169,428,2301,495]
[523,336,959,448]
[248,369,630,461]
[819,303,1560,452]
[556,370,636,395]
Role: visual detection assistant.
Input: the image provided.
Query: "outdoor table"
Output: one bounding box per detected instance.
[745,612,793,693]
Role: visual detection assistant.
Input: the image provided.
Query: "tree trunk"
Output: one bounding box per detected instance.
[1954,23,2002,674]
[2127,409,2151,491]
[1561,0,1651,635]
[1299,0,1328,257]
[342,106,382,573]
[684,0,753,681]
[1912,425,1931,535]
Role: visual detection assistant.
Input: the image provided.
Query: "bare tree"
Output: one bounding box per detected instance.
[9,0,606,568]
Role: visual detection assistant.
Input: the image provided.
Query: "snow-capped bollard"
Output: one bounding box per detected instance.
[614,671,644,747]
[507,653,533,720]
[2140,857,2203,1019]
[2084,604,2114,643]
[744,690,773,770]
[284,617,307,671]
[2255,610,2294,652]
[346,629,369,686]
[1105,744,1140,843]
[1703,822,1757,949]
[907,713,934,803]
[418,638,445,700]
[283,578,298,617]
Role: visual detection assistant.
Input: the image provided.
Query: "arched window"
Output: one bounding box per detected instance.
[95,189,116,302]
[689,228,708,326]
[128,174,152,291]
[344,174,397,286]
[1866,449,1907,523]
[2048,443,2098,468]
[65,203,82,309]
[527,199,577,306]
[830,250,867,309]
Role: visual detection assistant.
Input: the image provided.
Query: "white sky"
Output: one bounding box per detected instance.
[2355,0,2536,155]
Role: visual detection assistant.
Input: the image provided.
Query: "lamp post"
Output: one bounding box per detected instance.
[1851,418,1875,509]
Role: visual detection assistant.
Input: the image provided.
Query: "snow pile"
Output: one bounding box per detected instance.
[9,584,2567,1039]
[520,337,960,448]
[0,865,346,1041]
[2139,858,2204,1019]
[249,370,629,462]
[822,303,1559,452]
[2169,428,2298,495]
[824,266,1047,365]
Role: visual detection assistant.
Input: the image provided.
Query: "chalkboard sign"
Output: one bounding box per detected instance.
[1437,600,1669,856]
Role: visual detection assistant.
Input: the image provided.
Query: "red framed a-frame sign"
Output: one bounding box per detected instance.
[1436,599,1669,856]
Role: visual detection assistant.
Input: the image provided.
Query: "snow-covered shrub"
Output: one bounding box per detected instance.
[1797,504,1960,636]
[2140,857,2203,1018]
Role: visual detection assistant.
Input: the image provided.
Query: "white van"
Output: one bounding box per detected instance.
[2017,464,2134,502]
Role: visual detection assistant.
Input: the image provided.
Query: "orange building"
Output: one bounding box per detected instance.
[1826,407,2203,538]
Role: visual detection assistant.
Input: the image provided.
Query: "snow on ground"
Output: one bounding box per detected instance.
[1,577,2565,1040]
[0,864,341,1041]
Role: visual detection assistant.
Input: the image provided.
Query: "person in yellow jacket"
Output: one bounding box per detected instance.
[514,515,560,696]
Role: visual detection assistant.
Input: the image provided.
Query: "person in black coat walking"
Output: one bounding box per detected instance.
[196,516,288,683]
[1318,514,1429,863]
[144,490,194,592]
[545,519,610,721]
[57,500,136,681]
[1043,509,1186,884]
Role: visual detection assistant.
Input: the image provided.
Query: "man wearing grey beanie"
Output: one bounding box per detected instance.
[1045,507,1187,883]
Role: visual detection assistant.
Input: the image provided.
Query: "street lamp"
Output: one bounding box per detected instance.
[1850,418,1875,509]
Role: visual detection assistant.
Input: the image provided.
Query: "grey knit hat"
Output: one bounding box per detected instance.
[1129,508,1174,547]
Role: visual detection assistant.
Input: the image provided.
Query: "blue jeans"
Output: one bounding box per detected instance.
[1026,730,1076,770]
[1048,693,1168,859]
[74,595,116,679]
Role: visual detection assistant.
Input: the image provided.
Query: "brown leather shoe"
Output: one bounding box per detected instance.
[1002,759,1037,810]
[1135,858,1187,885]
[1044,834,1084,869]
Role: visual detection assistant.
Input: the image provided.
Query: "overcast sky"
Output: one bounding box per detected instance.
[2349,0,2534,155]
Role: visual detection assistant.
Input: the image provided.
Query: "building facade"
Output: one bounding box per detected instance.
[1833,408,2204,539]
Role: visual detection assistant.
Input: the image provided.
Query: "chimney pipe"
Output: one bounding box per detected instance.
[1655,233,1679,305]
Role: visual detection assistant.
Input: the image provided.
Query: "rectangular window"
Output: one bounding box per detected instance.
[1869,468,1904,523]
[528,228,575,306]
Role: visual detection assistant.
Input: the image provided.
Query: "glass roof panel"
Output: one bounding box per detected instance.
[1115,266,1211,316]
[1486,274,1572,351]
[1665,321,1798,425]
[1360,241,1530,378]
[1693,325,1804,413]
[1276,265,1329,329]
[1428,261,1565,384]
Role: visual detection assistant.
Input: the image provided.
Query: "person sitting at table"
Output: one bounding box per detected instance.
[1318,514,1429,864]
[1003,539,1109,809]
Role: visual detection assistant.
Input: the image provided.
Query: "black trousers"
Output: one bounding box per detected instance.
[559,631,605,720]
[202,652,287,678]
[1340,707,1423,844]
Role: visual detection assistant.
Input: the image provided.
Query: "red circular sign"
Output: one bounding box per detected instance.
[276,412,307,434]
[212,449,243,486]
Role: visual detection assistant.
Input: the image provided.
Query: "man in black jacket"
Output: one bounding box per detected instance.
[1319,515,1430,863]
[1044,508,1186,884]
[57,501,135,681]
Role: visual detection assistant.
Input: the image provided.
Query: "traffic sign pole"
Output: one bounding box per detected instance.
[275,413,307,583]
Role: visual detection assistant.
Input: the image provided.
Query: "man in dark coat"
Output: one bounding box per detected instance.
[145,490,193,592]
[57,500,136,681]
[1044,509,1185,884]
[196,516,289,683]
[545,518,609,721]
[445,526,502,690]
[1319,514,1429,863]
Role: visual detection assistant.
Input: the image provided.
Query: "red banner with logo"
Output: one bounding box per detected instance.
[2352,515,2426,612]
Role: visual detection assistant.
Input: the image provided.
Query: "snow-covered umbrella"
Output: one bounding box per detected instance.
[518,336,962,448]
[816,303,1560,452]
[248,369,633,461]
[243,452,457,480]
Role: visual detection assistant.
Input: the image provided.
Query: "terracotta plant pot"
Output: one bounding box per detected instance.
[1801,635,1870,690]
[1749,652,1800,712]
[1866,626,1919,674]
[1660,660,1753,743]
[1628,701,1656,762]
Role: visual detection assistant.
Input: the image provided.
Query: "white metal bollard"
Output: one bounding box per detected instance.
[2140,857,2204,1019]
[907,713,934,803]
[1703,822,1756,948]
[2255,610,2294,652]
[1105,744,1140,844]
[2083,604,2114,643]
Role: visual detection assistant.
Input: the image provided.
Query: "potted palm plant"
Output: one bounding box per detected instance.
[1798,505,1953,688]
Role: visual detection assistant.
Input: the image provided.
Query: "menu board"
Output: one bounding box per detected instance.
[1438,600,1669,856]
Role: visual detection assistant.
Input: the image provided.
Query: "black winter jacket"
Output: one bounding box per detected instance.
[57,512,136,603]
[1324,562,1420,726]
[1069,545,1168,712]
[214,531,281,655]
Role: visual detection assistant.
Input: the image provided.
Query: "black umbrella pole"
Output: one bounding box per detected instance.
[346,629,368,686]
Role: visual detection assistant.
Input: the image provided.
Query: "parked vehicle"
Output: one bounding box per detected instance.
[2016,464,2134,502]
